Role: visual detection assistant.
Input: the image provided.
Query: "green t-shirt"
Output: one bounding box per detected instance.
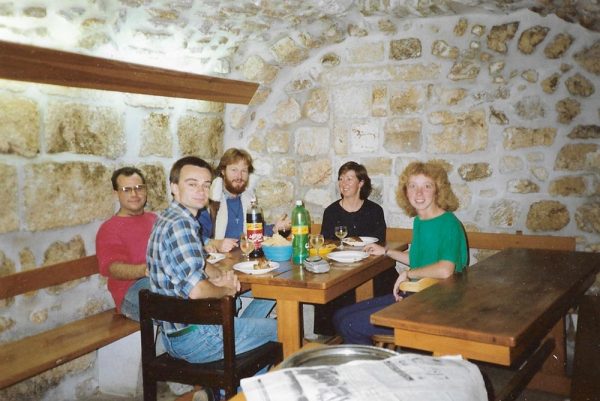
[409,211,468,273]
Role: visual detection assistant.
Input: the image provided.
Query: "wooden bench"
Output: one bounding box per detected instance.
[0,255,139,390]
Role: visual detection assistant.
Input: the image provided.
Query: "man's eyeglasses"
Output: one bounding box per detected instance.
[118,184,147,194]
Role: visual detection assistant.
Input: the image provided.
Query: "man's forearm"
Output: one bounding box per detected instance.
[108,262,147,280]
[204,263,222,279]
[189,279,235,299]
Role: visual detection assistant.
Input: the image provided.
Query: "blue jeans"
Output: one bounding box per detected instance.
[239,290,276,318]
[120,277,150,321]
[161,317,278,363]
[332,294,396,345]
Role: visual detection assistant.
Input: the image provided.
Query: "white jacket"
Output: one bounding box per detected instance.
[209,176,255,239]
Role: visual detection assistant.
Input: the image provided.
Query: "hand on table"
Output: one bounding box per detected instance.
[273,214,291,233]
[204,243,218,253]
[206,238,238,253]
[209,270,240,296]
[393,270,409,302]
[364,243,385,255]
[218,238,239,252]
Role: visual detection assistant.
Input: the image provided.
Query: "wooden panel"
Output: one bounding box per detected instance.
[355,280,374,302]
[466,231,575,251]
[399,277,439,293]
[570,295,600,401]
[0,40,258,105]
[392,328,513,365]
[0,310,139,389]
[384,226,575,252]
[386,227,413,244]
[526,318,571,396]
[494,338,556,401]
[0,255,99,299]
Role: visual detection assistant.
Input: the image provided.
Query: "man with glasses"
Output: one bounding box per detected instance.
[96,166,156,321]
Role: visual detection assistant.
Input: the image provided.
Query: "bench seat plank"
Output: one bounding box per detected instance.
[0,309,139,389]
[0,256,99,299]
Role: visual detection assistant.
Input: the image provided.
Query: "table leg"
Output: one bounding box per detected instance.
[355,279,374,302]
[527,317,570,396]
[276,299,302,357]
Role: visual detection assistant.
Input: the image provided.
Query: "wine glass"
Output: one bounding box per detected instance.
[309,234,324,258]
[239,234,253,261]
[334,225,348,249]
[278,224,292,239]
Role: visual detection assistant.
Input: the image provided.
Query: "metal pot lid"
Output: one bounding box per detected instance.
[280,345,399,368]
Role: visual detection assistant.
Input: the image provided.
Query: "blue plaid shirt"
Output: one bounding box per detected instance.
[147,201,206,334]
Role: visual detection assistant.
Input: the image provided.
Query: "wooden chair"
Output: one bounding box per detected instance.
[139,289,283,401]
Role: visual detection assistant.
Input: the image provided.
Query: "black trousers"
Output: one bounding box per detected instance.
[312,267,398,336]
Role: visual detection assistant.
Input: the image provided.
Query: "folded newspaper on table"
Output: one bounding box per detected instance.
[241,353,487,401]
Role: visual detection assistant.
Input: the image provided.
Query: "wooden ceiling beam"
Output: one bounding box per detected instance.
[0,40,258,105]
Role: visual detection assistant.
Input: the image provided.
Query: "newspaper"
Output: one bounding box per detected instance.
[240,353,488,401]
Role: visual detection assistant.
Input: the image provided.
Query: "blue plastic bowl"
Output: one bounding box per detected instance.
[262,244,293,261]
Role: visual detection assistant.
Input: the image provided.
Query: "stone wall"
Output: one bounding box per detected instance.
[235,10,599,249]
[0,2,599,400]
[0,84,224,399]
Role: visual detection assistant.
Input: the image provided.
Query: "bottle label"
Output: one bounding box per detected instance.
[247,222,263,249]
[292,225,309,235]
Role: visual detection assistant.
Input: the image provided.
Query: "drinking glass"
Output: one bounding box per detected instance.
[239,234,253,261]
[309,234,324,257]
[278,225,292,239]
[334,225,348,249]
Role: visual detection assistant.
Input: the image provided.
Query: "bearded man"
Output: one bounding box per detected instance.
[198,148,289,319]
[201,148,288,246]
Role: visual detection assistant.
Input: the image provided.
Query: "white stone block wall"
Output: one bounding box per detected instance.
[0,2,599,399]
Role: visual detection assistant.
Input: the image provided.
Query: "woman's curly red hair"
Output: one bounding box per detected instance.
[395,161,459,217]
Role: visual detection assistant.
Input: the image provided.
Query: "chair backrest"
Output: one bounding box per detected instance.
[138,289,236,367]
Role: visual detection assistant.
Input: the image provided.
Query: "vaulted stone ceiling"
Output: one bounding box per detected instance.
[308,0,600,34]
[120,0,600,34]
[5,1,598,80]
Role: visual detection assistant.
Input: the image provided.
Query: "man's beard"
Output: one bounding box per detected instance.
[223,176,248,195]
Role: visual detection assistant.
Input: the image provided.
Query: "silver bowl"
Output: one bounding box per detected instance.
[280,344,398,368]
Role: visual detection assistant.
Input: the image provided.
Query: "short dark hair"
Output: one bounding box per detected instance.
[111,167,145,190]
[169,156,213,184]
[338,161,372,200]
[216,148,254,177]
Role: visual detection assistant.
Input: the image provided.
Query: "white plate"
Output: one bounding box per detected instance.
[233,261,279,275]
[327,251,370,263]
[207,253,226,264]
[342,236,378,247]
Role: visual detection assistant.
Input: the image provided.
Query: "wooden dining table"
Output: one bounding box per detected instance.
[214,241,407,357]
[370,248,599,398]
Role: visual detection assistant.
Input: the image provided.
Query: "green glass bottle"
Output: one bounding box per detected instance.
[291,200,310,264]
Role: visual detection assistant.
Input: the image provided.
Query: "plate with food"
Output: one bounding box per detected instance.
[342,237,379,247]
[233,259,280,275]
[327,251,370,263]
[309,243,337,257]
[207,253,226,264]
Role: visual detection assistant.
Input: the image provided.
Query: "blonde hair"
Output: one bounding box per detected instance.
[395,161,459,217]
